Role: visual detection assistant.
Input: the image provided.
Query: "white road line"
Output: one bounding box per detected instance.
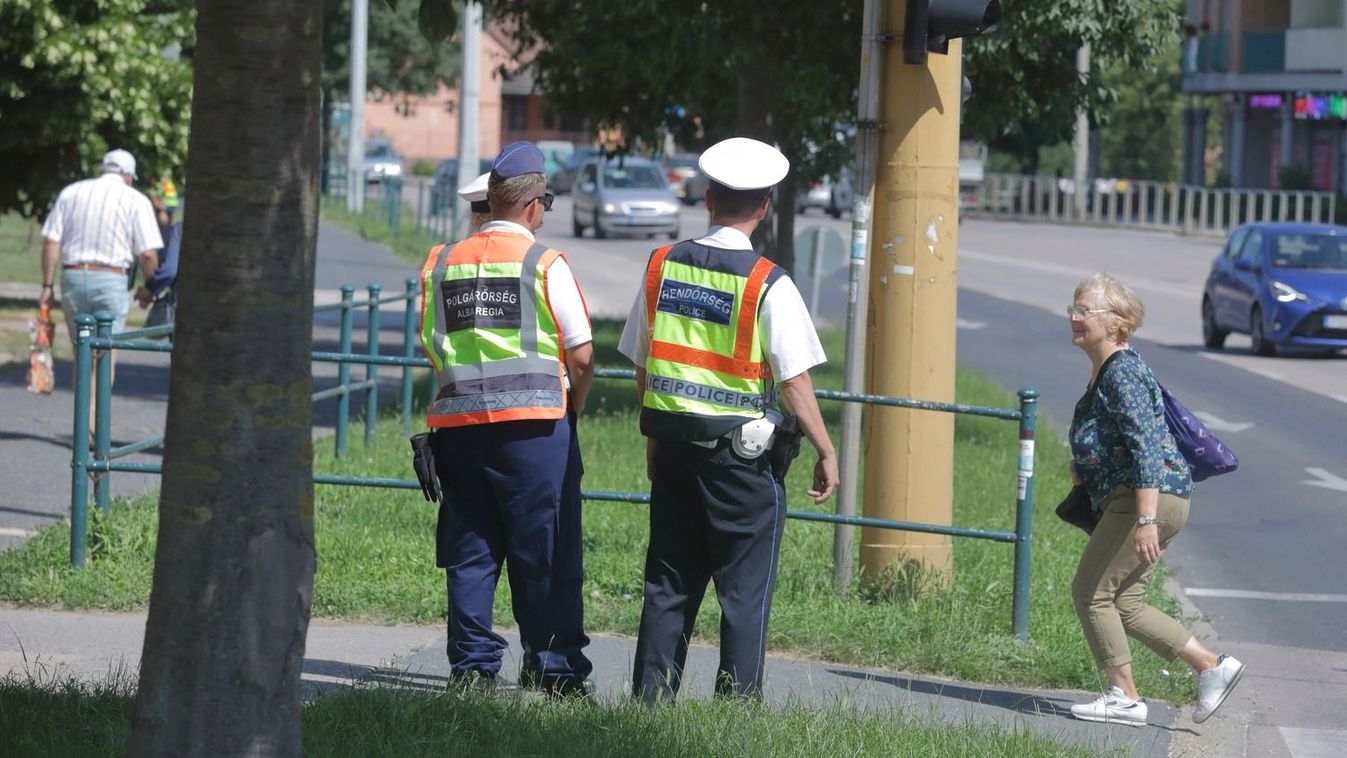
[1279,726,1347,758]
[955,318,986,330]
[1333,395,1347,405]
[960,248,1197,299]
[1303,467,1347,493]
[0,528,36,538]
[1186,588,1347,603]
[1192,412,1253,433]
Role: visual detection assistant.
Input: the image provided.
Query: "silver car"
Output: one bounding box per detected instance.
[572,158,681,240]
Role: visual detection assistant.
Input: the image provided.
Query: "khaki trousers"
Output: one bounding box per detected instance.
[1071,486,1192,669]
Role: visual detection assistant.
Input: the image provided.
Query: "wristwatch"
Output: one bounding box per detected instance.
[1137,515,1159,526]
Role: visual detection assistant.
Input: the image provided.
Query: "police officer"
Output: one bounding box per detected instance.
[458,171,491,234]
[417,141,595,693]
[618,137,839,702]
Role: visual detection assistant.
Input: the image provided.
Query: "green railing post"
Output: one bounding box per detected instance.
[401,277,417,436]
[93,312,114,516]
[1012,386,1040,641]
[335,285,354,457]
[365,283,381,447]
[70,315,95,568]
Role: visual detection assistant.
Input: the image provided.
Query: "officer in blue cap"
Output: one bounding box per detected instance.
[413,141,594,694]
[619,137,839,702]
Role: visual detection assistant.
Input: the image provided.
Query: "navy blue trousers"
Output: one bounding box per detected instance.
[431,413,591,685]
[632,438,787,702]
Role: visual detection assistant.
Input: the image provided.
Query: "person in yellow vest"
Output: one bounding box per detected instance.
[159,176,180,214]
[618,137,839,702]
[415,142,595,694]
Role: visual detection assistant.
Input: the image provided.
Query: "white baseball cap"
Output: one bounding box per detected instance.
[101,149,137,179]
[457,172,490,203]
[698,137,789,191]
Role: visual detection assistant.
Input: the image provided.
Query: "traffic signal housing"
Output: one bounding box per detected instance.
[903,0,1002,64]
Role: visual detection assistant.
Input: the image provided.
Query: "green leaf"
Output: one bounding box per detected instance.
[416,0,457,44]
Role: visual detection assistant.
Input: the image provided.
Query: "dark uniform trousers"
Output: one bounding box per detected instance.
[431,412,592,686]
[632,437,787,702]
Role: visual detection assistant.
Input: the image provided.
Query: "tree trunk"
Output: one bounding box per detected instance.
[736,46,787,268]
[774,168,798,276]
[130,0,321,755]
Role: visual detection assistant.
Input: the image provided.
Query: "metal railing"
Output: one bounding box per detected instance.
[967,173,1337,237]
[67,287,1042,639]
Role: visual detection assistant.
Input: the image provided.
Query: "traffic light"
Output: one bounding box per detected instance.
[903,0,1002,64]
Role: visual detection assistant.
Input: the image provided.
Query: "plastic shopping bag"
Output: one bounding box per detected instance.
[26,303,55,394]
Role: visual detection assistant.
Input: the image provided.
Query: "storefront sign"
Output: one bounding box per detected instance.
[1249,94,1283,109]
[1294,92,1347,120]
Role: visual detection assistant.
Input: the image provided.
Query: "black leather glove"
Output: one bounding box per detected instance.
[410,433,440,502]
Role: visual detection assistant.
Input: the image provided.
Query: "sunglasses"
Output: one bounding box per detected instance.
[528,191,555,212]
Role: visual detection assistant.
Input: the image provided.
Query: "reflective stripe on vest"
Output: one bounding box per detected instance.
[640,241,777,438]
[419,234,567,427]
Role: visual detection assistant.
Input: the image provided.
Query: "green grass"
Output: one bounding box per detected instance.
[0,212,42,285]
[0,322,1193,704]
[321,195,446,268]
[0,673,1093,757]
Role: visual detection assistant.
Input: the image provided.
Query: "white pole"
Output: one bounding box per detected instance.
[346,0,368,213]
[835,0,883,595]
[454,1,482,240]
[1072,44,1090,220]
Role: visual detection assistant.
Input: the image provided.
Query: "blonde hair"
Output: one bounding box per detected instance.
[467,211,491,234]
[1074,272,1144,341]
[486,172,544,214]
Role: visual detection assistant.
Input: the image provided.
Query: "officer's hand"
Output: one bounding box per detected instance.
[134,286,153,309]
[409,433,440,502]
[808,454,839,504]
[645,438,658,481]
[38,286,54,309]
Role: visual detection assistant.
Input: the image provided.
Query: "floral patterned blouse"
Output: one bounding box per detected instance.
[1069,349,1192,508]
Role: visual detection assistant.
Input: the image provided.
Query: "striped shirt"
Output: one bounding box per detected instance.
[41,173,163,269]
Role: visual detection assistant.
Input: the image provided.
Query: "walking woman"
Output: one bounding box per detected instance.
[1066,272,1244,726]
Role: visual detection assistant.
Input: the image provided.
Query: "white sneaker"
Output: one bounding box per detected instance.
[1069,685,1148,726]
[1194,655,1245,723]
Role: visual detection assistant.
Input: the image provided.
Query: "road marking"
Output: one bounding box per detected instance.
[956,318,986,330]
[0,528,35,538]
[1186,588,1347,603]
[1192,412,1253,433]
[1280,726,1347,758]
[1303,467,1347,493]
[1333,395,1347,405]
[960,248,1196,298]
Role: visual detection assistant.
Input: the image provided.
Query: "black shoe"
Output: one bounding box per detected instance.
[543,676,596,700]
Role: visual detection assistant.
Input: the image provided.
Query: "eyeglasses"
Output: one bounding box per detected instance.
[1066,305,1111,320]
[528,191,555,212]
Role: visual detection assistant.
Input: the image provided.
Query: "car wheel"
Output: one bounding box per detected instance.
[594,223,607,240]
[572,215,584,238]
[827,202,842,219]
[681,194,696,206]
[1250,306,1276,356]
[668,227,680,240]
[1202,298,1227,349]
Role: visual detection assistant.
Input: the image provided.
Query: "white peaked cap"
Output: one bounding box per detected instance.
[698,137,789,191]
[458,172,490,203]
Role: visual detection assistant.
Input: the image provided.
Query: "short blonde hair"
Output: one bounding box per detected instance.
[1074,272,1144,341]
[487,172,544,214]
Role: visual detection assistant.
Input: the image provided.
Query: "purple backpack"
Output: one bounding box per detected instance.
[1158,384,1239,482]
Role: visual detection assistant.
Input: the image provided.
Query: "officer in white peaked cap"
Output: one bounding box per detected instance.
[618,136,839,703]
[458,172,491,233]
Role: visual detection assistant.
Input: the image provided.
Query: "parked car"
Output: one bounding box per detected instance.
[363,142,403,183]
[795,169,853,218]
[682,168,710,205]
[1202,222,1347,356]
[551,147,603,194]
[662,153,701,201]
[429,157,493,214]
[572,157,681,240]
[537,140,575,184]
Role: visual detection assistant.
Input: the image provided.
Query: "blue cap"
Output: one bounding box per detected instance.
[490,141,545,179]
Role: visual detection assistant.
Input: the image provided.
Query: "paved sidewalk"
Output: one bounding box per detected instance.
[0,606,1177,756]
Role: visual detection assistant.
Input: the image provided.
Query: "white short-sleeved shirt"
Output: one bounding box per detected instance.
[41,173,163,268]
[477,220,592,348]
[617,225,826,381]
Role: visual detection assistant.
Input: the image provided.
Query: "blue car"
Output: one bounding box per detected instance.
[1202,222,1347,356]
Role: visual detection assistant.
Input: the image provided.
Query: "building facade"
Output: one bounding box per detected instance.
[1183,0,1347,194]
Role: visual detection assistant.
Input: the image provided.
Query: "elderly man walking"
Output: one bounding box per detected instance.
[38,149,163,429]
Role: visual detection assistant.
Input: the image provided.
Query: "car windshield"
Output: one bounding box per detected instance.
[668,155,698,169]
[366,146,396,159]
[1270,234,1347,270]
[602,164,664,189]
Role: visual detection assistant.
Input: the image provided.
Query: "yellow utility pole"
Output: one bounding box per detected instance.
[859,1,963,585]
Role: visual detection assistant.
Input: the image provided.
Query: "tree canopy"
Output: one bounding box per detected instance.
[0,0,194,218]
[962,0,1181,173]
[322,0,461,105]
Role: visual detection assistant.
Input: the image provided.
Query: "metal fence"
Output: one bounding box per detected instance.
[67,286,1042,639]
[967,173,1338,237]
